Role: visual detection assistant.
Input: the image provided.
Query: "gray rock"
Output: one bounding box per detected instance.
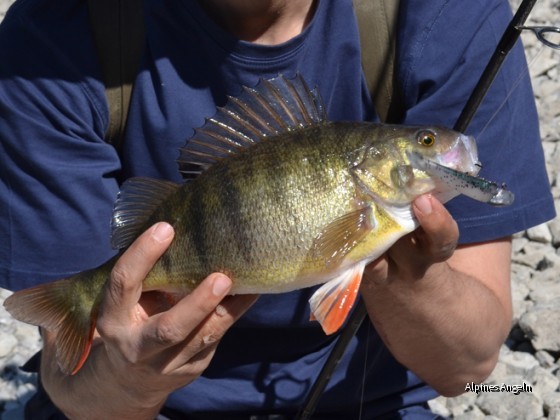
[550,405,560,420]
[544,140,559,165]
[511,262,534,288]
[511,267,534,322]
[0,383,13,402]
[427,396,450,418]
[476,381,543,419]
[445,392,477,417]
[535,350,556,368]
[527,366,560,397]
[13,321,42,356]
[513,300,534,325]
[528,278,560,305]
[550,217,560,247]
[0,1,13,21]
[498,349,540,376]
[512,241,550,269]
[544,392,560,413]
[0,332,17,358]
[486,360,509,384]
[530,54,560,78]
[526,223,553,244]
[453,405,486,420]
[550,201,560,246]
[511,272,531,301]
[512,237,530,254]
[519,301,560,352]
[537,252,560,271]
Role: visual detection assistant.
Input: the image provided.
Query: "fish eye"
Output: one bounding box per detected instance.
[417,130,436,147]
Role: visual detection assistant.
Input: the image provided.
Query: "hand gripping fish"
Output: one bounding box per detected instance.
[4,75,513,375]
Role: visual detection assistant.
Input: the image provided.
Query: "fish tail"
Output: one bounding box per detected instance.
[3,264,111,375]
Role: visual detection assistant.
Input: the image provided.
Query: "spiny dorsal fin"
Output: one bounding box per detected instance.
[111,177,181,249]
[177,74,327,180]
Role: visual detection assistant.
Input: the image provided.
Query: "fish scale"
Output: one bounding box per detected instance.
[147,127,359,292]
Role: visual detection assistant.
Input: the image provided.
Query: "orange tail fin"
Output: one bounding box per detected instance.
[309,262,365,335]
[3,266,109,375]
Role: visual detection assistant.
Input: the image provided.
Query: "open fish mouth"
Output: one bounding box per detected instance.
[436,133,480,175]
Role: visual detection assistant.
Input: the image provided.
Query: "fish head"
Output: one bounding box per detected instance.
[353,126,480,205]
[405,126,480,204]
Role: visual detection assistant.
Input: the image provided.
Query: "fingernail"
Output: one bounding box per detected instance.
[151,222,174,242]
[212,275,232,297]
[414,194,433,216]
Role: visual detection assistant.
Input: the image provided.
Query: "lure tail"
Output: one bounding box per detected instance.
[3,263,112,375]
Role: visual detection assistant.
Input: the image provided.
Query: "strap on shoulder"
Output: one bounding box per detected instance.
[87,0,145,149]
[353,0,402,123]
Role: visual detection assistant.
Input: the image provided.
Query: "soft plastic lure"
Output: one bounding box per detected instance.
[408,151,515,206]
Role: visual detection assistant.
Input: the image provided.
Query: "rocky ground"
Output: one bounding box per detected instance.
[0,289,40,420]
[1,0,559,419]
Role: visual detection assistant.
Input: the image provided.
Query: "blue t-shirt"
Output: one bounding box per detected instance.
[0,0,555,418]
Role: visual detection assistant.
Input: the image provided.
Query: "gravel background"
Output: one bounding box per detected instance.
[1,0,559,418]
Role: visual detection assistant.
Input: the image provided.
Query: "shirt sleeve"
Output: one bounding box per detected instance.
[0,1,120,290]
[398,0,556,243]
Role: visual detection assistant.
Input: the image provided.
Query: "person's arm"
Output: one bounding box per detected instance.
[41,223,257,419]
[361,194,512,397]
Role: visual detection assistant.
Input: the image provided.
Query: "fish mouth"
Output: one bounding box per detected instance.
[436,133,480,175]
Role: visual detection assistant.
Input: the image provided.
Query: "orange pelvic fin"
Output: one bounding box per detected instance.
[3,268,107,375]
[308,262,366,335]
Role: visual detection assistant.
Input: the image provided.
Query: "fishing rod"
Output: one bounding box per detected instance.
[456,0,536,132]
[297,0,558,418]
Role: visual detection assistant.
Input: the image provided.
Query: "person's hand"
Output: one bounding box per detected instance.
[365,193,459,284]
[92,222,258,410]
[359,194,512,396]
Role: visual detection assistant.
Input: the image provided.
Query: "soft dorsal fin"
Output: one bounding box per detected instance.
[177,74,327,180]
[111,177,181,249]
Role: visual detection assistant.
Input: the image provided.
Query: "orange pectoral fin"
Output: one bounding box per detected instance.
[308,262,365,335]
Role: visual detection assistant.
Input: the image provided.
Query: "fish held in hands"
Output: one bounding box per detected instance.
[3,74,511,375]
